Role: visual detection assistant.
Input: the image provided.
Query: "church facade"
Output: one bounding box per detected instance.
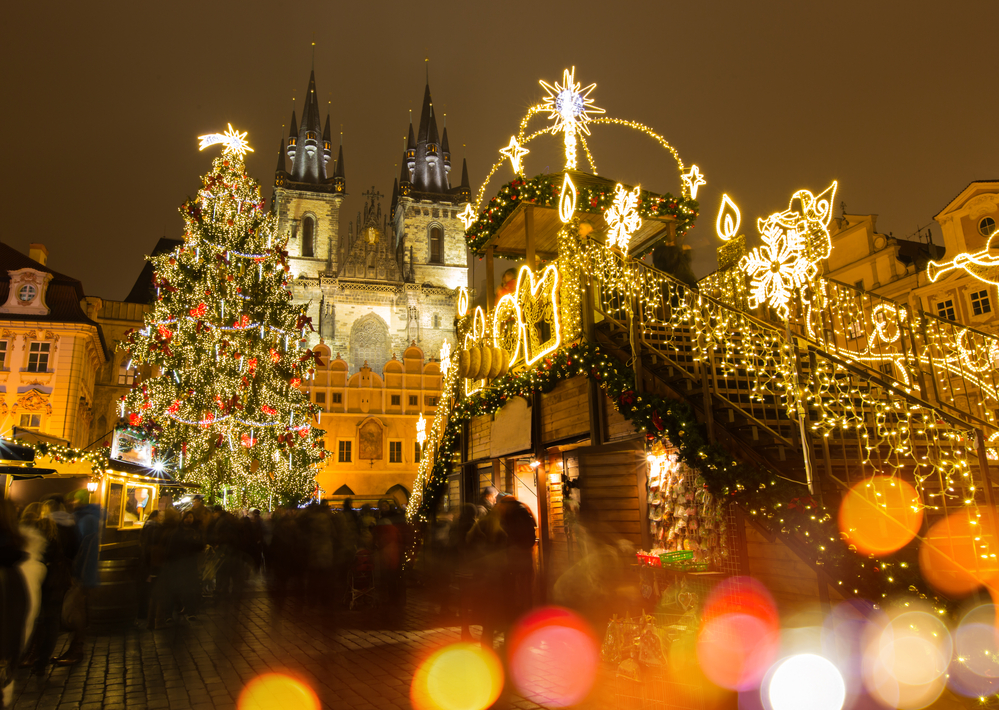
[271,70,472,502]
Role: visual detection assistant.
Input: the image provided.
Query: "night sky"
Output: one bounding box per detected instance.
[3,1,997,301]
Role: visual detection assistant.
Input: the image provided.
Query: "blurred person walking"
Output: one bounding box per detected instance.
[0,499,45,707]
[54,489,100,666]
[19,501,73,675]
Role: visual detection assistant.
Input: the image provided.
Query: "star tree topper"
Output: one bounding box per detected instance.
[458,204,477,231]
[198,124,254,159]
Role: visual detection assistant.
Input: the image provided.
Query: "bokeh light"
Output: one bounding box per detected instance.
[508,607,599,707]
[697,577,780,691]
[767,654,846,710]
[238,673,319,710]
[863,608,951,709]
[949,602,999,698]
[919,509,999,597]
[410,643,504,710]
[838,475,922,556]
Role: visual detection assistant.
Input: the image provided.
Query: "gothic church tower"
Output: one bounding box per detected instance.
[273,69,346,281]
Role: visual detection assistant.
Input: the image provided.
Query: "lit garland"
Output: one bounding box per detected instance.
[463,174,697,253]
[121,151,325,509]
[408,339,954,611]
[21,441,110,475]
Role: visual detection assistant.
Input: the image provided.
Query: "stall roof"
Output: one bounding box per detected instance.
[479,171,676,259]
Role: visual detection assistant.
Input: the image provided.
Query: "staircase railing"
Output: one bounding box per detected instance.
[580,240,994,536]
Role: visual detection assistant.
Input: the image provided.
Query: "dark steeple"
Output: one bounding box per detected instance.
[286,110,298,162]
[410,83,447,195]
[441,123,451,179]
[332,138,346,195]
[275,137,287,174]
[322,114,332,166]
[460,158,469,189]
[287,70,330,184]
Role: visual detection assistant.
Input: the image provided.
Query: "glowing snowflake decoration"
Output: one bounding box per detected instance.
[499,136,529,175]
[458,204,477,230]
[539,67,604,169]
[198,124,254,159]
[740,222,817,319]
[604,183,642,250]
[439,341,451,374]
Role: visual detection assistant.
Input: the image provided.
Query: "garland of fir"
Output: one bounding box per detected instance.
[420,340,952,613]
[20,441,110,474]
[464,174,699,253]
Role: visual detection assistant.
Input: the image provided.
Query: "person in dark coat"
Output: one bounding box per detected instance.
[54,489,100,666]
[1,499,44,708]
[19,501,73,675]
[166,511,204,621]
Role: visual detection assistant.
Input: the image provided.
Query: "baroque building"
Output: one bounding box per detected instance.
[0,242,107,449]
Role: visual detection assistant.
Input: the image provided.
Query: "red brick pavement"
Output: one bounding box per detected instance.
[8,585,616,710]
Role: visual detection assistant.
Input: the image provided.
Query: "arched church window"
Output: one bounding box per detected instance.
[302,216,315,257]
[429,225,443,264]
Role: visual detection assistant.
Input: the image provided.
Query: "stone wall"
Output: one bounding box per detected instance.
[273,187,342,278]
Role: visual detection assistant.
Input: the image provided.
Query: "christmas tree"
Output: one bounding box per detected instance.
[122,127,326,508]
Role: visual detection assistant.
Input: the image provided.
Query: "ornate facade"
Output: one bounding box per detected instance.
[0,242,107,449]
[274,70,470,379]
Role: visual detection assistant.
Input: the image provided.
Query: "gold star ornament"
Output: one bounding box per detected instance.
[499,136,530,175]
[681,164,706,200]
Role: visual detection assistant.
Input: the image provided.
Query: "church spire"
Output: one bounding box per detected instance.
[288,69,330,184]
[332,135,346,195]
[441,121,451,183]
[322,113,332,165]
[275,136,287,175]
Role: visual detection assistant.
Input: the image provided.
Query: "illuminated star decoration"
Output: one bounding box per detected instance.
[458,203,477,231]
[198,123,254,159]
[499,136,530,175]
[604,183,643,250]
[681,165,706,200]
[740,220,817,320]
[539,67,604,170]
[439,341,451,374]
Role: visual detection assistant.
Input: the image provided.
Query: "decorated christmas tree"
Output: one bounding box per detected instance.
[121,126,326,508]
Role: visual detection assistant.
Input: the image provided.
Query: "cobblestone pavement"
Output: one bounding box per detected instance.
[9,583,614,710]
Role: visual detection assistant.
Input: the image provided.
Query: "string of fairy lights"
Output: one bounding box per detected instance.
[407,67,999,616]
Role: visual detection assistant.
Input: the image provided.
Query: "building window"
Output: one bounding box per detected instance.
[937,300,956,321]
[391,394,401,406]
[302,216,315,257]
[117,358,136,385]
[415,442,421,463]
[331,392,342,404]
[879,362,894,378]
[432,314,440,329]
[0,340,7,370]
[972,290,992,316]
[409,395,418,406]
[389,441,403,463]
[426,396,439,407]
[854,279,864,291]
[429,225,443,264]
[979,216,997,238]
[27,342,50,372]
[17,285,37,304]
[315,392,326,404]
[19,414,41,429]
[338,440,352,463]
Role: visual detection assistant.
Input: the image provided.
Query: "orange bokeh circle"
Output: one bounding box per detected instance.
[838,476,923,556]
[919,509,999,597]
[238,673,320,710]
[411,643,504,710]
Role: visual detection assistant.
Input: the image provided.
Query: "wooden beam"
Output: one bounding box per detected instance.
[525,205,536,271]
[485,245,495,311]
